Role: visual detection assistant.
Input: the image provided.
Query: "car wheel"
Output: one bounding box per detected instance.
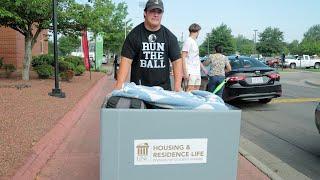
[290,63,296,69]
[259,98,272,104]
[314,63,320,69]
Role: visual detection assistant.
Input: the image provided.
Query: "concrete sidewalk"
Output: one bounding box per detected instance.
[16,75,270,180]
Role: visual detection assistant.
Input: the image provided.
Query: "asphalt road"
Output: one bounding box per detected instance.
[235,71,320,179]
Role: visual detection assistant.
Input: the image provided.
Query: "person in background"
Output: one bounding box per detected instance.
[113,0,183,91]
[114,54,119,80]
[281,53,285,70]
[181,23,208,91]
[203,45,232,98]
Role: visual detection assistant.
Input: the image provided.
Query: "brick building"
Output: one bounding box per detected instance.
[0,27,48,69]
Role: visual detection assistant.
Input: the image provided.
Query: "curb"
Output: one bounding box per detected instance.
[305,80,320,87]
[239,146,283,180]
[12,75,109,180]
[239,136,310,180]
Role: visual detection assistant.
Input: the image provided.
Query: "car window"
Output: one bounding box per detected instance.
[229,57,268,69]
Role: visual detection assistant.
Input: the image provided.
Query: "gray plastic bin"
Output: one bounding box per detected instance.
[100,106,241,180]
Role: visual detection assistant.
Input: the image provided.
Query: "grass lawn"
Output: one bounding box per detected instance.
[304,68,320,72]
[275,68,320,73]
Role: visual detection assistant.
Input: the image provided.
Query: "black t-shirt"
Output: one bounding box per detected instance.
[121,23,180,90]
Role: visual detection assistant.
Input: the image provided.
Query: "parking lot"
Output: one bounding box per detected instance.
[237,70,320,179]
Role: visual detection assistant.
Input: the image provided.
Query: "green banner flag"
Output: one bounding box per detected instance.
[95,33,104,69]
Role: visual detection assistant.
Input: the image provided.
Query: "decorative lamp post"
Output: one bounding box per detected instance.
[49,0,65,98]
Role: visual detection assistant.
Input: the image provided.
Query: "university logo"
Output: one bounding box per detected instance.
[148,34,157,43]
[136,143,149,156]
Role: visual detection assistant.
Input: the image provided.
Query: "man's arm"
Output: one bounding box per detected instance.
[172,58,183,92]
[200,62,208,75]
[114,56,132,90]
[202,57,211,66]
[181,51,189,79]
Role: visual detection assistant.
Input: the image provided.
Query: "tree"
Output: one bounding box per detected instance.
[55,0,132,55]
[234,35,255,55]
[58,35,81,56]
[0,0,53,80]
[287,40,300,55]
[299,41,320,56]
[199,33,210,56]
[200,24,235,56]
[299,24,320,55]
[256,27,284,56]
[103,2,132,54]
[0,0,86,80]
[303,24,320,41]
[0,0,130,80]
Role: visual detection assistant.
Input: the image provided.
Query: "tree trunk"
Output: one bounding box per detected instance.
[22,36,33,80]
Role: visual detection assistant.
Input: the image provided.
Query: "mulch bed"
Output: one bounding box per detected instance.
[0,71,106,177]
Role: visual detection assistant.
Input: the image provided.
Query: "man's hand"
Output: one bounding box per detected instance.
[202,68,208,75]
[113,57,132,90]
[183,72,189,80]
[113,82,123,90]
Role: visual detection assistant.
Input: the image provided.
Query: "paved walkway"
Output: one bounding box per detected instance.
[27,75,269,180]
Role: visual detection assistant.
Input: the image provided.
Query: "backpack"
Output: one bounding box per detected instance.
[104,96,146,109]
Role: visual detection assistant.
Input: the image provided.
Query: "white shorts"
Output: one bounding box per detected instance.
[188,75,201,86]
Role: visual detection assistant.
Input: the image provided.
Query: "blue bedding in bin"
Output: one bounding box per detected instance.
[111,83,228,110]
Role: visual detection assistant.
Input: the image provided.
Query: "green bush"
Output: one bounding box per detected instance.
[60,69,74,81]
[35,64,54,79]
[32,54,54,67]
[59,60,75,72]
[0,57,3,68]
[3,64,16,78]
[74,65,86,76]
[4,64,16,72]
[64,56,84,67]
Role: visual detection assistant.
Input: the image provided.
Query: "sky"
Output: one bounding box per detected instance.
[78,0,320,44]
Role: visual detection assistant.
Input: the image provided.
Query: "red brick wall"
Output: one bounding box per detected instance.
[15,29,25,69]
[32,29,49,56]
[0,27,48,69]
[0,27,19,68]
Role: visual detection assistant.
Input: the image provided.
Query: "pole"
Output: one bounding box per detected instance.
[124,21,127,39]
[49,0,65,98]
[88,35,91,80]
[94,34,97,71]
[207,33,210,56]
[254,29,258,59]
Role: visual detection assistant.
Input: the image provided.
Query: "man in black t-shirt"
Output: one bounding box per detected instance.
[114,0,183,91]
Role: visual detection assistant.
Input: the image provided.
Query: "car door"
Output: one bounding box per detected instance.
[296,56,303,68]
[301,55,310,67]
